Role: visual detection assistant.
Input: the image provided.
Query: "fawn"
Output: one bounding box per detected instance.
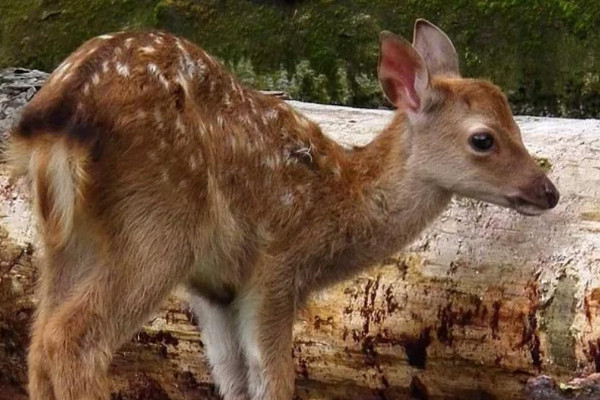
[6,19,558,400]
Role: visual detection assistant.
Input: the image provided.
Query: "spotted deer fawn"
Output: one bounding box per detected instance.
[6,19,558,400]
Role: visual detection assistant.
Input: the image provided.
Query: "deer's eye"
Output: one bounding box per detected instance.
[469,132,494,152]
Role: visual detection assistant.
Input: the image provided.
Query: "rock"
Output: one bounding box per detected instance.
[526,374,600,400]
[0,68,49,141]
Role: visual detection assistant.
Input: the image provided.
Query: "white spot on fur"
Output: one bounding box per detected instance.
[140,45,156,54]
[331,163,342,178]
[124,38,134,48]
[135,110,147,120]
[147,63,159,75]
[176,73,191,97]
[244,115,255,128]
[83,83,90,95]
[177,41,197,78]
[116,62,130,77]
[158,74,170,89]
[195,119,207,137]
[91,73,100,86]
[262,155,277,169]
[189,155,198,171]
[98,34,114,40]
[237,84,246,102]
[161,170,169,182]
[228,135,238,152]
[280,190,294,206]
[102,61,110,74]
[148,63,170,89]
[248,97,258,115]
[228,76,237,92]
[153,108,164,128]
[217,115,225,129]
[175,116,185,133]
[262,108,278,125]
[223,92,231,106]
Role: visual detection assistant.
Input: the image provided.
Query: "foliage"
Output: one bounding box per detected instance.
[1,0,600,116]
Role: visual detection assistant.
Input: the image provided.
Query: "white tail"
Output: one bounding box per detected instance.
[7,136,88,248]
[8,21,558,400]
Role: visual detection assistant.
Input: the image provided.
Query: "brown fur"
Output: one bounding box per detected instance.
[6,22,558,400]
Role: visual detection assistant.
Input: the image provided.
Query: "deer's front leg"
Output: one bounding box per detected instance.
[237,283,296,400]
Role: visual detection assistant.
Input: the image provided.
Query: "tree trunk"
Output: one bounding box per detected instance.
[1,70,599,400]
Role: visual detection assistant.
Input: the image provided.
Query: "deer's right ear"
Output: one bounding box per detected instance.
[378,31,430,113]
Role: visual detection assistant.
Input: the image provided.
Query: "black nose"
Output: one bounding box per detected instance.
[543,180,559,209]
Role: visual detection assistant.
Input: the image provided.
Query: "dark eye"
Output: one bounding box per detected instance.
[469,132,494,152]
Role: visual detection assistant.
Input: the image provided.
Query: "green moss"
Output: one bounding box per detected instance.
[542,275,578,371]
[581,211,600,222]
[3,0,600,115]
[534,157,553,173]
[0,0,159,70]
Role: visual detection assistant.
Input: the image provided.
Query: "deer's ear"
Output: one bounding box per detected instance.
[412,19,460,77]
[378,31,430,113]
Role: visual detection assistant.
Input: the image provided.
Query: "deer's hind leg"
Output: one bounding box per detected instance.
[32,227,194,400]
[28,231,100,400]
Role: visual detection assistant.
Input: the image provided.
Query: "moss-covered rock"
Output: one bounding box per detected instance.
[0,0,158,69]
[2,0,600,116]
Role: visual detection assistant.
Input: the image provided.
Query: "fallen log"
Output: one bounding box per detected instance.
[0,70,599,399]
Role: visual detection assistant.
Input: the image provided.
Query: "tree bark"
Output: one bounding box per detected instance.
[1,73,600,399]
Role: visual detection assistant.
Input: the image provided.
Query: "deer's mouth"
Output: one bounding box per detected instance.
[508,196,548,216]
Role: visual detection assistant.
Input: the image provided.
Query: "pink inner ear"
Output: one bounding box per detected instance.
[380,39,422,111]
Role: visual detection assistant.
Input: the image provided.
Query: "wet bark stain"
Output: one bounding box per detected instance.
[491,301,501,339]
[436,303,454,345]
[409,376,429,400]
[586,339,600,372]
[519,282,542,370]
[401,329,431,369]
[111,375,171,400]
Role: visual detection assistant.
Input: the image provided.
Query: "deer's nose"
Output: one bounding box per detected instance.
[543,179,559,209]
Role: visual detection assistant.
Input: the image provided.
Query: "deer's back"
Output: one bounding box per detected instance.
[14,31,349,253]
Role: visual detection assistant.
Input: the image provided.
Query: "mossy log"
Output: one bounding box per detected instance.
[0,96,599,399]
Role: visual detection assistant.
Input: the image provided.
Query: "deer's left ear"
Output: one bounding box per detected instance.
[413,19,460,78]
[378,31,430,113]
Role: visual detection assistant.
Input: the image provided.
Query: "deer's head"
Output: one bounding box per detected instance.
[378,19,559,216]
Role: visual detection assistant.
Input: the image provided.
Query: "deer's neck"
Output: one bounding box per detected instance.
[302,114,451,291]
